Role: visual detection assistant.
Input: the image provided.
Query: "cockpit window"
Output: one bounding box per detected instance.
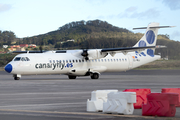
[14,57,21,61]
[14,57,30,61]
[26,57,30,61]
[21,57,26,61]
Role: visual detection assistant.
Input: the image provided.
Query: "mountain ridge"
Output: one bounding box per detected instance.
[0,19,180,59]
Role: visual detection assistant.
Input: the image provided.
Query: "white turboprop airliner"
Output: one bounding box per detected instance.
[4,23,173,80]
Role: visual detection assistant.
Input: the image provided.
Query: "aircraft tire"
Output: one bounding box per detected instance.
[91,73,99,79]
[14,77,20,80]
[68,76,76,79]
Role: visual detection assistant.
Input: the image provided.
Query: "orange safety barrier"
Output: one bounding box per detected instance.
[123,88,151,109]
[162,88,180,107]
[142,93,179,117]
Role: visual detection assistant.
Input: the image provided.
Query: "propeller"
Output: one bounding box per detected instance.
[81,49,89,60]
[80,40,90,60]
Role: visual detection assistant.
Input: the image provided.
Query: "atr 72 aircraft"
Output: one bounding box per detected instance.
[4,23,173,80]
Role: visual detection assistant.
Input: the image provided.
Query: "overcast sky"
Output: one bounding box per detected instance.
[0,0,180,41]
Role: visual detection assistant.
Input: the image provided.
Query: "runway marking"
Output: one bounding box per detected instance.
[0,91,90,96]
[0,102,84,108]
[0,109,169,119]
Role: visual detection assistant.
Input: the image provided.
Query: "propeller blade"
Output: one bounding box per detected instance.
[81,49,89,60]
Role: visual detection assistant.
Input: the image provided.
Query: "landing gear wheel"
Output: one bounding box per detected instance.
[14,77,20,80]
[68,76,76,79]
[91,73,99,79]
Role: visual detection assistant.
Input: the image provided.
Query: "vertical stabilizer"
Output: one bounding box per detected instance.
[133,22,159,48]
[133,23,161,57]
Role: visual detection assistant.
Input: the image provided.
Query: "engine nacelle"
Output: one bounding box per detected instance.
[87,49,108,60]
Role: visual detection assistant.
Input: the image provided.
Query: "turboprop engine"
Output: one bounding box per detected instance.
[81,49,108,60]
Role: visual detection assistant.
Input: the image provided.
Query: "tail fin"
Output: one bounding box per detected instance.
[133,23,175,47]
[133,22,159,47]
[133,23,174,57]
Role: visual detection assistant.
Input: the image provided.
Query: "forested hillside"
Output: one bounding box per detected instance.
[21,20,133,47]
[0,31,16,47]
[0,19,180,59]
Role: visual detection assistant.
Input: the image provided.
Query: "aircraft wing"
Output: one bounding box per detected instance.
[12,50,67,53]
[12,51,47,53]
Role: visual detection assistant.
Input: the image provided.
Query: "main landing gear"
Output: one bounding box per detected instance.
[91,73,99,79]
[68,73,99,79]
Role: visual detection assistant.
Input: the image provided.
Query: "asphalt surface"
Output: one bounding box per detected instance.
[0,70,180,120]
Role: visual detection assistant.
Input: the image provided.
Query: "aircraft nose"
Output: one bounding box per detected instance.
[4,64,13,73]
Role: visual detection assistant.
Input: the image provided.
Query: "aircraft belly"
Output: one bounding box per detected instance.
[90,66,107,73]
[68,68,88,76]
[105,62,129,72]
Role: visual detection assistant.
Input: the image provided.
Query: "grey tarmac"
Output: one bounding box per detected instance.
[0,70,180,120]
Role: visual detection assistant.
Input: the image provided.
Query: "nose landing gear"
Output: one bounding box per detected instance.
[13,74,21,80]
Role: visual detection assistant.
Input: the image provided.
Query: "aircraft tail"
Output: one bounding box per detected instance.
[133,22,174,56]
[133,22,159,48]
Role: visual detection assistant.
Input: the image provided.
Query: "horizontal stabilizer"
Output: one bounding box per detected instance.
[133,26,175,30]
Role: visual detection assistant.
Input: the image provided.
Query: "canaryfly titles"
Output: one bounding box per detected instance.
[35,62,73,70]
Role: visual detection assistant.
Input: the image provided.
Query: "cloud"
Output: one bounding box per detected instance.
[87,6,160,21]
[86,0,108,6]
[125,6,138,12]
[0,4,12,13]
[163,0,180,10]
[118,7,160,20]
